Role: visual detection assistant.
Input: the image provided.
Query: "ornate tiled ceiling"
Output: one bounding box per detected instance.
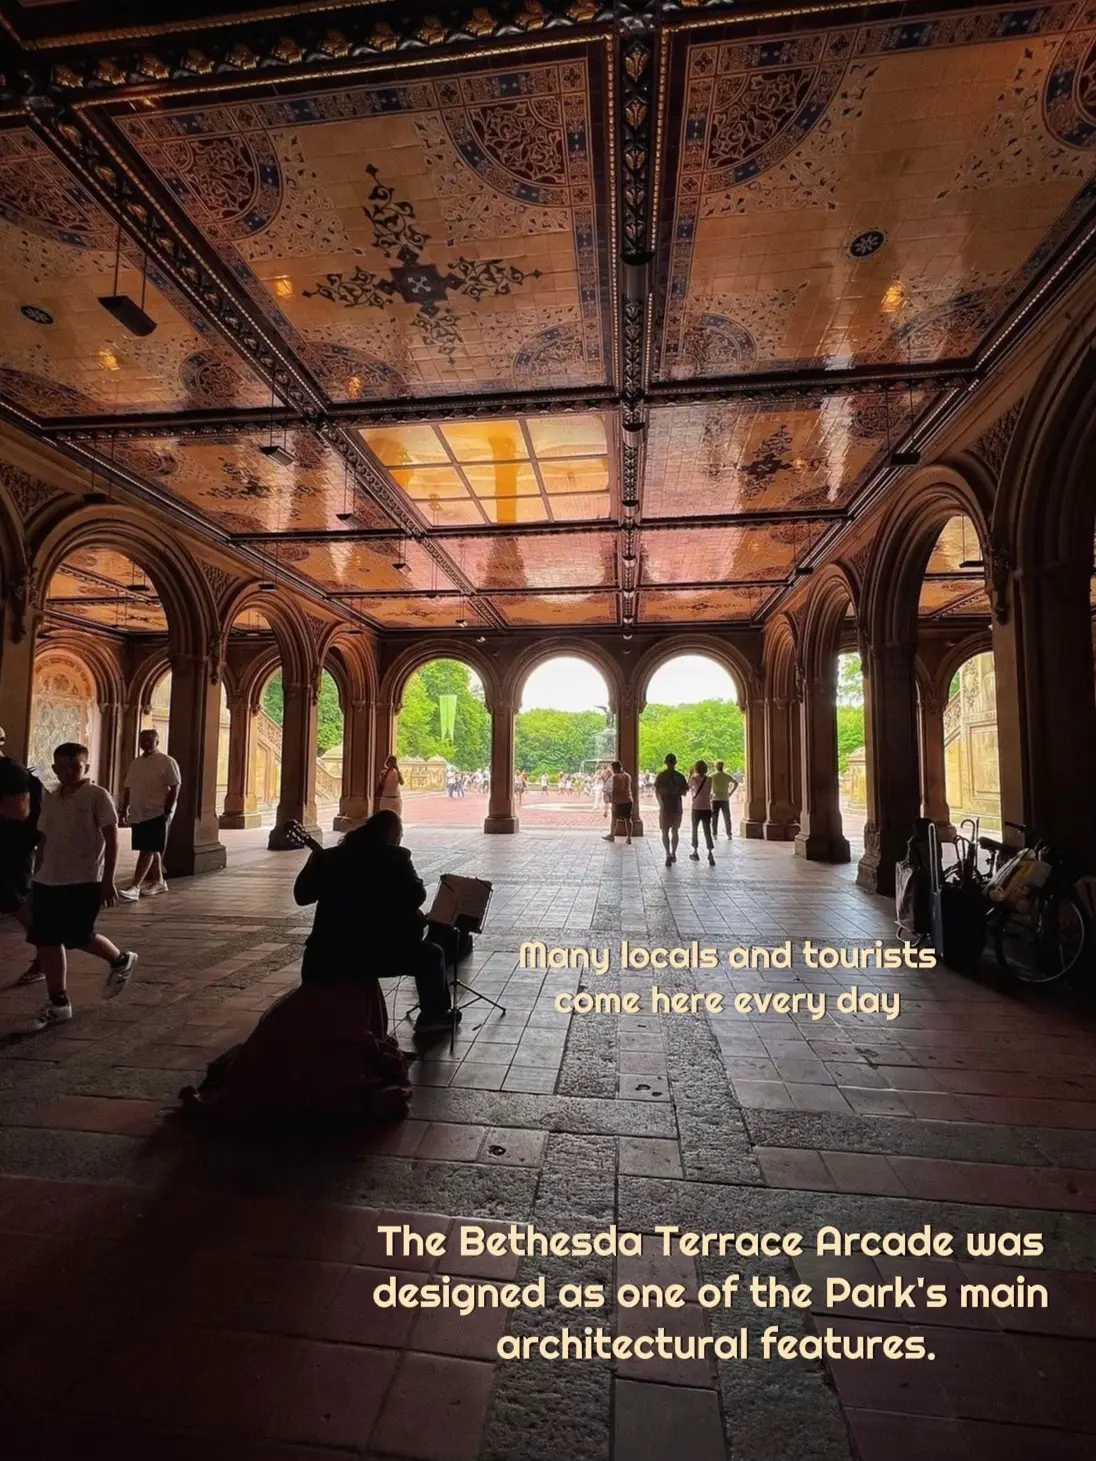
[116,53,612,403]
[919,516,991,619]
[1,1,1095,636]
[45,548,168,633]
[656,8,1096,382]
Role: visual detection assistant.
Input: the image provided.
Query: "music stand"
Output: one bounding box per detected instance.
[404,876,505,1046]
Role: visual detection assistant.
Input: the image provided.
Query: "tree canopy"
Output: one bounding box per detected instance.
[639,699,744,772]
[396,659,491,769]
[262,669,344,755]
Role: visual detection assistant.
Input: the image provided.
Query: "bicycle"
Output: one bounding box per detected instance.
[978,822,1088,986]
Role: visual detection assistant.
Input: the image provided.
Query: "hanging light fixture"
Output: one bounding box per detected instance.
[98,205,157,337]
[258,368,295,467]
[891,338,921,466]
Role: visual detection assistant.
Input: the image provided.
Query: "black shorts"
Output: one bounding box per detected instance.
[30,882,101,949]
[613,802,633,821]
[131,816,168,853]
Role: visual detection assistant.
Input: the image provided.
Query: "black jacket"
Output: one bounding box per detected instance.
[294,840,428,975]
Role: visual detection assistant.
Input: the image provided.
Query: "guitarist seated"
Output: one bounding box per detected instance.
[291,809,458,1036]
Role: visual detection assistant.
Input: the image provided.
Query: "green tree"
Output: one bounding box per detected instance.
[836,706,865,772]
[836,653,863,707]
[514,708,607,777]
[260,669,343,755]
[639,699,744,772]
[396,659,490,770]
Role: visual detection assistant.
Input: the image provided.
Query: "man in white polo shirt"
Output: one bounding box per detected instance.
[118,728,181,900]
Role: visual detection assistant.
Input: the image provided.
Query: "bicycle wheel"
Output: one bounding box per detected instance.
[993,887,1086,985]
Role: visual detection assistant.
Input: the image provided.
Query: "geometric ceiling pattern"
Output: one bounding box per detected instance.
[1,1,1096,635]
[45,549,169,634]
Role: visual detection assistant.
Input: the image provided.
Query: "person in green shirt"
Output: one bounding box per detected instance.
[710,760,740,840]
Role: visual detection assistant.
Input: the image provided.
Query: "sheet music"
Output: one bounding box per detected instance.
[427,874,492,928]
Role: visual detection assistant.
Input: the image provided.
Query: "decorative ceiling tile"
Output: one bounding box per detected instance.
[351,594,488,629]
[116,54,612,402]
[278,538,451,596]
[496,591,617,625]
[443,529,617,590]
[639,587,765,623]
[658,13,1096,382]
[46,548,167,632]
[640,525,801,584]
[0,128,268,417]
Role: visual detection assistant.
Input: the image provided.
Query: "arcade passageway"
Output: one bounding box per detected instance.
[1,832,1094,1461]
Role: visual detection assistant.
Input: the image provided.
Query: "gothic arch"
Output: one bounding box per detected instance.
[382,640,500,715]
[798,564,858,681]
[633,634,756,711]
[507,638,622,714]
[931,629,993,707]
[861,467,991,647]
[762,614,799,701]
[221,584,314,689]
[29,505,216,659]
[37,629,124,708]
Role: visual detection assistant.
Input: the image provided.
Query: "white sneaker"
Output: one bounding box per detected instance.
[30,999,72,1031]
[117,886,141,902]
[104,951,138,999]
[144,881,168,897]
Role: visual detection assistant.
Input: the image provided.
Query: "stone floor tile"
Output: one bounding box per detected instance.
[264,1341,399,1448]
[619,1136,684,1178]
[371,1352,494,1461]
[481,1126,548,1166]
[613,1379,725,1461]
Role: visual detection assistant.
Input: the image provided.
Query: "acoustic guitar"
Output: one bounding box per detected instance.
[282,819,323,855]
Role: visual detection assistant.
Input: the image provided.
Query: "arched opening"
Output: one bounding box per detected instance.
[29,649,101,790]
[836,650,866,846]
[311,665,345,826]
[219,605,284,835]
[795,568,857,863]
[395,657,492,827]
[140,668,171,748]
[916,515,999,838]
[514,654,614,829]
[640,653,744,831]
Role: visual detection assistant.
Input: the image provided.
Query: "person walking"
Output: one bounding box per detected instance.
[653,753,688,867]
[117,728,181,901]
[602,760,634,845]
[0,725,43,985]
[27,742,137,1030]
[710,760,740,840]
[377,755,403,815]
[688,759,716,865]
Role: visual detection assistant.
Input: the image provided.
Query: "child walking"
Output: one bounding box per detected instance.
[28,742,137,1031]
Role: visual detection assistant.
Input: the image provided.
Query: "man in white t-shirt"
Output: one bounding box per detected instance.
[28,742,137,1030]
[118,729,181,900]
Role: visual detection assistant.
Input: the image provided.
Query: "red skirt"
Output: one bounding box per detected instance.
[182,980,411,1125]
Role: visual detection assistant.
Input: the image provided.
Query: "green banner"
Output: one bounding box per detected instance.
[438,694,457,741]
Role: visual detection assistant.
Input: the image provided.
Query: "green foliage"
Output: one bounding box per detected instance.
[514,708,607,777]
[948,671,960,701]
[260,669,344,755]
[639,699,744,772]
[836,653,863,707]
[836,707,865,772]
[396,659,491,770]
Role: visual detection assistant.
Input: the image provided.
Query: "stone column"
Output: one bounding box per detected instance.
[96,700,123,799]
[334,695,373,832]
[372,698,397,805]
[918,688,952,834]
[269,676,321,849]
[763,696,799,840]
[856,639,920,894]
[993,556,1096,855]
[118,699,142,781]
[0,590,39,762]
[164,652,226,876]
[484,692,517,834]
[616,687,644,836]
[219,691,260,829]
[794,668,850,863]
[740,695,767,838]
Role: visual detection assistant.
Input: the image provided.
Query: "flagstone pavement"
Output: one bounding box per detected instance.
[0,829,1094,1461]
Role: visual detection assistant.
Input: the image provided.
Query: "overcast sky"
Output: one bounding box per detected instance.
[519,654,738,712]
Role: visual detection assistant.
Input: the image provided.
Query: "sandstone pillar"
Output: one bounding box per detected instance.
[616,687,644,836]
[740,695,766,838]
[993,557,1096,855]
[165,651,226,876]
[794,668,850,863]
[484,693,517,834]
[918,688,952,834]
[0,584,39,762]
[856,639,920,894]
[96,699,123,799]
[763,696,799,840]
[269,677,321,849]
[219,691,261,829]
[334,695,373,832]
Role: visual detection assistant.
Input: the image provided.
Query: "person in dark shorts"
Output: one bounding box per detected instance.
[28,743,137,1031]
[0,725,43,985]
[654,753,688,867]
[688,760,716,866]
[118,728,181,901]
[602,760,634,846]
